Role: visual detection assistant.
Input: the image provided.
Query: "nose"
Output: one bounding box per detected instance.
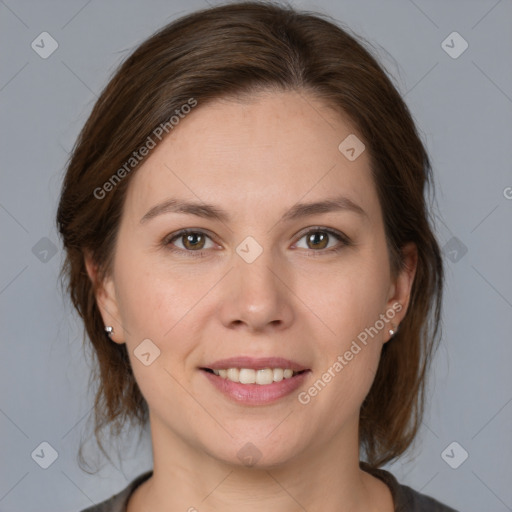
[218,247,295,334]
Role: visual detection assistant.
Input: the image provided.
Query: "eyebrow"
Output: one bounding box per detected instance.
[140,195,367,224]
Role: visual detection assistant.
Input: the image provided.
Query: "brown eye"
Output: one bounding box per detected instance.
[294,228,350,253]
[181,232,205,250]
[166,230,215,252]
[306,231,329,250]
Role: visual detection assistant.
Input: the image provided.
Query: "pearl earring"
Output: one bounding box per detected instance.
[388,323,398,337]
[105,326,114,338]
[388,324,400,338]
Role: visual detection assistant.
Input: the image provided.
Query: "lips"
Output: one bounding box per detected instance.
[200,357,311,405]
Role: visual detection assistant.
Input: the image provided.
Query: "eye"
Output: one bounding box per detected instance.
[293,228,350,253]
[163,227,351,257]
[166,230,216,252]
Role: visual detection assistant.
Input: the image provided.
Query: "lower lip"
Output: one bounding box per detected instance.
[202,370,310,405]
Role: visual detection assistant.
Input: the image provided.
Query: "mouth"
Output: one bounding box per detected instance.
[200,357,311,405]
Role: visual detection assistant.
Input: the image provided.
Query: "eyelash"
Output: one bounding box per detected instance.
[162,227,352,259]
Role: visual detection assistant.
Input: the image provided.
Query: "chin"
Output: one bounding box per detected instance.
[202,430,307,470]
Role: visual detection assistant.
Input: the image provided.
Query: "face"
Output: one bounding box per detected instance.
[88,90,416,468]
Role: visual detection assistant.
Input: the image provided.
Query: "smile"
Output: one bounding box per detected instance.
[200,357,311,405]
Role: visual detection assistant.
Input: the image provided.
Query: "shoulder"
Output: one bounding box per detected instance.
[360,462,459,512]
[79,470,153,512]
[397,483,459,512]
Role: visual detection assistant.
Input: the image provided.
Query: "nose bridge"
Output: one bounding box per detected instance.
[236,240,281,304]
[237,247,278,295]
[222,238,294,331]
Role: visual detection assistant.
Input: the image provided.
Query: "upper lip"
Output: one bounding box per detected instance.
[203,357,310,372]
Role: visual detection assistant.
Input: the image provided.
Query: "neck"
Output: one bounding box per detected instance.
[129,413,392,512]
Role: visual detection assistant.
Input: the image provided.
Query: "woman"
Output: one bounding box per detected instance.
[57,2,457,511]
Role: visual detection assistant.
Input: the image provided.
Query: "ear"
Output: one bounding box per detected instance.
[384,242,418,342]
[84,250,126,344]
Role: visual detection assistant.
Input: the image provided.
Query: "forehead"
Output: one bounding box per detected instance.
[124,90,379,222]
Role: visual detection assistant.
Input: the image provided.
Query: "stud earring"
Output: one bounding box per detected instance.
[388,323,398,337]
[105,326,114,338]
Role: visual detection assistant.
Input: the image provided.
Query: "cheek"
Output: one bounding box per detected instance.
[112,250,221,383]
[305,326,384,426]
[297,255,390,342]
[112,254,202,412]
[296,254,389,407]
[114,249,199,339]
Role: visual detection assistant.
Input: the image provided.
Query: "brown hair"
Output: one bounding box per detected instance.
[56,0,443,470]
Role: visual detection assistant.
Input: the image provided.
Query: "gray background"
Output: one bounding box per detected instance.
[1,0,511,511]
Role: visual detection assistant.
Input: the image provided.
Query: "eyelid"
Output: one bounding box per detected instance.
[292,225,351,246]
[163,226,351,256]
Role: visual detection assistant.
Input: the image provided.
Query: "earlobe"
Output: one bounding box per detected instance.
[83,251,126,344]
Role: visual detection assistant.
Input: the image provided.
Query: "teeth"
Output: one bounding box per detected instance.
[273,368,284,382]
[227,368,239,381]
[256,369,273,385]
[239,368,256,384]
[210,367,301,385]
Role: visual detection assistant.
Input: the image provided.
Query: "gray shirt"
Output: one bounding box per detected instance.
[79,464,459,512]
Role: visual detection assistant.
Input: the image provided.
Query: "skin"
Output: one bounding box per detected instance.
[86,90,417,512]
